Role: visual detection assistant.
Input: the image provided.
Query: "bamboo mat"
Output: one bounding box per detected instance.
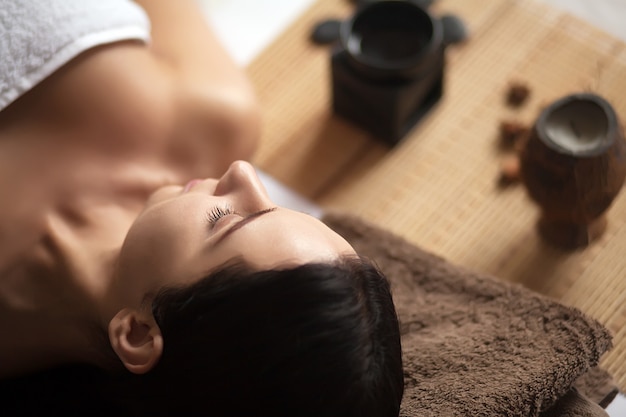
[247,0,626,391]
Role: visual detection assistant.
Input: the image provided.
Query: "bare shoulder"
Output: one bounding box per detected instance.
[0,40,259,176]
[0,42,173,149]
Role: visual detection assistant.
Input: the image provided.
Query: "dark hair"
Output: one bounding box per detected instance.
[1,256,403,416]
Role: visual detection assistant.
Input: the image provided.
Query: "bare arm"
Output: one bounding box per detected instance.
[133,0,253,98]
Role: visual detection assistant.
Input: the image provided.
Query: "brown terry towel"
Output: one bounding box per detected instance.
[323,213,618,417]
[542,388,612,417]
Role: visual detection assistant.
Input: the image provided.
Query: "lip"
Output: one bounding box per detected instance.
[183,179,203,193]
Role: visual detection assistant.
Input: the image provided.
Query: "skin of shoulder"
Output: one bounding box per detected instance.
[0,0,261,177]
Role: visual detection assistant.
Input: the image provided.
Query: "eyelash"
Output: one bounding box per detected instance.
[206,205,236,228]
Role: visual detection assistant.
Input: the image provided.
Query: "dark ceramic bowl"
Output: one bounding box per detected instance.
[339,0,444,81]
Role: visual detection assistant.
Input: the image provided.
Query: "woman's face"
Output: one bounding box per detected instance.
[115,161,356,302]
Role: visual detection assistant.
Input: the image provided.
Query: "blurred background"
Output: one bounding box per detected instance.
[197,0,626,66]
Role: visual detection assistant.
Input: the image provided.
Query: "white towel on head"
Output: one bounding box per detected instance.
[0,0,151,112]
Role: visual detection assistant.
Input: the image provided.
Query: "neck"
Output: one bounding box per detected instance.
[0,202,136,379]
[0,152,182,378]
[0,305,107,378]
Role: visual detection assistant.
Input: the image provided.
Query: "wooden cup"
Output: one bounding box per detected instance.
[520,93,626,249]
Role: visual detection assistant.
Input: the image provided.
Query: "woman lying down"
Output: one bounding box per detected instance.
[0,0,403,415]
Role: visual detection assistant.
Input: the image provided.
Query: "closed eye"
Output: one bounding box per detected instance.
[205,205,236,229]
[211,207,278,246]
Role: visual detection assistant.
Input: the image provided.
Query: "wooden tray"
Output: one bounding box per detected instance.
[248,0,626,391]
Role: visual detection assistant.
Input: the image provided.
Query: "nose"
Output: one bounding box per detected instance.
[214,161,273,207]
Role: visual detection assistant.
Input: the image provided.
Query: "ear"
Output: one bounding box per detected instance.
[108,308,163,374]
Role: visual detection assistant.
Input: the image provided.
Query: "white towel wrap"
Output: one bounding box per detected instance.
[0,0,151,111]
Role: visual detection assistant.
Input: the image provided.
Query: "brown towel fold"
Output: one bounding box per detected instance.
[572,367,619,409]
[323,213,617,417]
[542,389,609,417]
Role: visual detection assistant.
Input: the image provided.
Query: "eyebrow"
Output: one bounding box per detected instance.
[213,207,277,245]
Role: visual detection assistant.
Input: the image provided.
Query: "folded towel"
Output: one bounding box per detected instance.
[0,0,150,111]
[542,388,611,417]
[323,213,617,417]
